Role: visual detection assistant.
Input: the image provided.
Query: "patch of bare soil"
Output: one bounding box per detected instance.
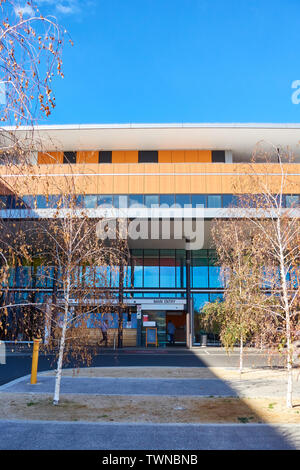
[1,393,299,424]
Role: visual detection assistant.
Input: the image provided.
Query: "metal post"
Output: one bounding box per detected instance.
[30,338,41,384]
[186,249,192,348]
[118,262,124,348]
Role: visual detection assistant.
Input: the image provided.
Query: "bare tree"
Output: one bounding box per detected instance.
[0,162,129,405]
[231,148,300,407]
[0,0,68,126]
[211,218,265,374]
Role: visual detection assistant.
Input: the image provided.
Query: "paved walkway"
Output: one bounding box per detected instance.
[0,420,299,450]
[1,373,300,398]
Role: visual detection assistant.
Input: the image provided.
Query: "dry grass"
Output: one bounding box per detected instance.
[1,393,299,424]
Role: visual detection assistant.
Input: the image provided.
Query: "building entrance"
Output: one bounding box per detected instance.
[166,311,186,345]
[140,309,187,347]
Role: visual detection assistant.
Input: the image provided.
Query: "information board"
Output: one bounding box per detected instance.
[146,327,157,347]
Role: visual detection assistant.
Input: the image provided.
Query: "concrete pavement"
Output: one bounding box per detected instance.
[0,420,299,450]
[0,346,285,386]
[1,373,300,398]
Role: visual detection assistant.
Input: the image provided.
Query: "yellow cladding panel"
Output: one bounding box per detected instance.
[129,164,144,193]
[159,164,175,193]
[38,152,63,164]
[77,151,99,164]
[205,164,223,193]
[158,150,172,163]
[124,151,138,163]
[113,164,129,193]
[190,164,206,193]
[144,164,160,193]
[222,174,235,193]
[174,164,191,193]
[112,151,125,163]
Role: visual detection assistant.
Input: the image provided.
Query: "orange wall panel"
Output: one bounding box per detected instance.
[124,151,138,163]
[38,151,63,164]
[184,150,198,162]
[171,150,185,163]
[158,150,172,163]
[112,151,126,163]
[198,150,212,163]
[76,151,99,164]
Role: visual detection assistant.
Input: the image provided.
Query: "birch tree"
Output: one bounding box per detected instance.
[211,219,265,374]
[233,148,300,407]
[30,191,128,405]
[0,0,67,126]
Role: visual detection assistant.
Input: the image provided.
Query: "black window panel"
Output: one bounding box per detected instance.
[99,151,112,163]
[138,151,158,163]
[63,151,77,164]
[212,150,225,163]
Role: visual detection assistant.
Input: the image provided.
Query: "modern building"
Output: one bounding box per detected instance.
[1,123,300,347]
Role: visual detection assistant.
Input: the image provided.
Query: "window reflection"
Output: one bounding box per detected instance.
[160,249,176,288]
[144,249,159,288]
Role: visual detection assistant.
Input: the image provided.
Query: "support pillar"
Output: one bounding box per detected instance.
[186,249,192,348]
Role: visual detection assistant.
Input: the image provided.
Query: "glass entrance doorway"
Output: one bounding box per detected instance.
[141,310,186,347]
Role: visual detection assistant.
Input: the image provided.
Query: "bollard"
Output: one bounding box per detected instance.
[30,338,41,384]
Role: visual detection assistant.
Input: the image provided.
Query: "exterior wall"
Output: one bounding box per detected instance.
[2,163,300,195]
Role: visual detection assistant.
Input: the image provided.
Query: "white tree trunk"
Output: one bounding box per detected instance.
[44,297,52,346]
[277,217,293,408]
[286,321,293,409]
[239,335,243,375]
[53,314,67,405]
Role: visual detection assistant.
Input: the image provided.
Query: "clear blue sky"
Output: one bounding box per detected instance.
[38,0,300,124]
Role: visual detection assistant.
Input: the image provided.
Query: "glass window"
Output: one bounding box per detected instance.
[209,253,224,287]
[144,249,159,288]
[123,265,131,288]
[47,195,61,209]
[0,196,7,209]
[21,195,36,209]
[160,249,176,288]
[110,265,120,288]
[15,266,32,288]
[176,250,186,288]
[7,196,16,209]
[138,151,158,163]
[114,195,128,208]
[36,195,47,209]
[83,195,97,208]
[129,195,144,207]
[210,293,224,302]
[35,266,54,288]
[286,195,299,207]
[144,195,159,208]
[222,194,240,208]
[160,195,175,207]
[131,249,143,288]
[191,195,206,208]
[207,195,222,208]
[98,195,113,207]
[193,293,209,345]
[76,195,84,207]
[175,195,191,207]
[192,250,208,288]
